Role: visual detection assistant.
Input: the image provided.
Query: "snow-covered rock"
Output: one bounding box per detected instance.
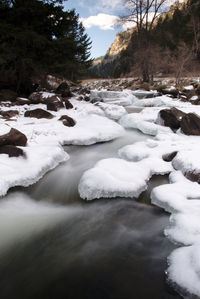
[0,142,69,197]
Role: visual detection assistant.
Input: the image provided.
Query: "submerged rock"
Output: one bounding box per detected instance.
[24,108,54,119]
[0,128,27,146]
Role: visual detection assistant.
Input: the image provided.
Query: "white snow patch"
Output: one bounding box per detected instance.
[0,142,69,197]
[0,124,11,136]
[96,102,127,120]
[183,85,194,91]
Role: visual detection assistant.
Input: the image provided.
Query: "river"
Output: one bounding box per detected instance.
[0,126,181,298]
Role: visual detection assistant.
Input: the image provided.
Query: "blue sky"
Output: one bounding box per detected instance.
[64,0,127,59]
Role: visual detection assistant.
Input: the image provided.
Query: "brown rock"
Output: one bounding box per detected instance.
[63,98,73,109]
[59,115,76,127]
[162,88,179,98]
[44,95,62,104]
[185,171,200,184]
[28,92,42,104]
[24,108,54,119]
[180,113,200,135]
[0,89,18,102]
[56,82,72,97]
[162,151,178,162]
[158,108,186,130]
[47,101,64,112]
[0,128,27,146]
[0,110,19,119]
[14,97,31,105]
[0,145,24,157]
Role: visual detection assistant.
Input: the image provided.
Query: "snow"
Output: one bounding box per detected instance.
[184,85,194,91]
[151,171,200,297]
[0,95,124,196]
[90,89,136,106]
[0,124,11,136]
[40,91,56,98]
[190,95,198,101]
[0,142,69,197]
[78,87,200,297]
[120,112,172,136]
[2,83,200,297]
[96,102,127,120]
[79,143,172,200]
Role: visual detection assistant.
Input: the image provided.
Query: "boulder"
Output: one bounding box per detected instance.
[185,171,200,184]
[59,115,76,127]
[161,88,179,98]
[196,85,200,95]
[28,92,42,104]
[63,98,73,109]
[44,95,62,104]
[47,101,64,111]
[162,151,178,162]
[0,110,19,119]
[0,145,24,157]
[158,108,186,130]
[0,89,18,102]
[56,82,72,97]
[14,97,31,105]
[24,108,54,119]
[180,113,200,135]
[0,128,27,146]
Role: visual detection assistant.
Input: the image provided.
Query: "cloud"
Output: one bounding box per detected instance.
[80,13,120,30]
[79,0,123,14]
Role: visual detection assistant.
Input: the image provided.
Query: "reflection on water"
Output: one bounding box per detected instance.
[1,128,181,299]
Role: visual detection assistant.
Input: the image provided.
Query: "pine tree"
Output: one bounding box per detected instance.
[0,0,92,94]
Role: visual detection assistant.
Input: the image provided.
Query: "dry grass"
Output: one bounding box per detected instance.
[81,78,107,84]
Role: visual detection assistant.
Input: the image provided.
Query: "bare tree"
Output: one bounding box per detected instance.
[120,0,171,82]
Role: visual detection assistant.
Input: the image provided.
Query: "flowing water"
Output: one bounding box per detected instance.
[0,129,181,299]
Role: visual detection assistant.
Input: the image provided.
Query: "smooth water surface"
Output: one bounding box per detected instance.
[0,128,181,299]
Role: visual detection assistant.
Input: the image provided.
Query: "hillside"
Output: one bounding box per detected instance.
[90,0,200,80]
[90,29,133,78]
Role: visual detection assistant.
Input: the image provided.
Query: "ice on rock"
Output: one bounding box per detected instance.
[172,149,200,175]
[151,170,200,297]
[57,115,125,145]
[79,158,151,200]
[79,155,172,200]
[119,112,172,136]
[0,98,126,196]
[0,142,69,197]
[127,95,194,109]
[167,245,200,298]
[96,102,127,120]
[90,90,136,106]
